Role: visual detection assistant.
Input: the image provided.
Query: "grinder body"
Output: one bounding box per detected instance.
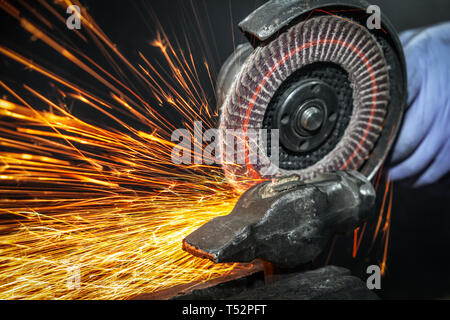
[217,0,407,187]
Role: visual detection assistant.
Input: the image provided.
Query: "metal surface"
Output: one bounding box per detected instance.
[227,266,378,300]
[170,265,378,300]
[183,171,375,268]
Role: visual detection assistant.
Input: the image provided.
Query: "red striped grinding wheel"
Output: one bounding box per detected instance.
[219,15,394,189]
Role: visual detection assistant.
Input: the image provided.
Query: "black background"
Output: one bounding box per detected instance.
[0,0,450,299]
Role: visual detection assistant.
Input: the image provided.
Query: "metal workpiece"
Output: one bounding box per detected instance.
[182,170,375,268]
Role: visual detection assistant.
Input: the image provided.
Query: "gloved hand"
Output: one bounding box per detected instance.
[387,22,450,188]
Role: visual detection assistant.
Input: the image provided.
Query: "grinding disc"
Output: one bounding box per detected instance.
[219,15,390,188]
